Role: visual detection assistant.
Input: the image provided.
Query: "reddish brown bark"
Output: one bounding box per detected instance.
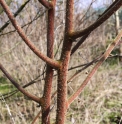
[56,44,72,124]
[56,0,74,123]
[38,0,52,9]
[41,0,56,123]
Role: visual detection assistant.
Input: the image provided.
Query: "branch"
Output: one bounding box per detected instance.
[68,29,122,107]
[31,110,42,124]
[38,0,52,9]
[0,63,41,103]
[0,0,60,69]
[0,0,30,33]
[41,0,56,122]
[70,0,122,39]
[56,0,74,123]
[71,33,90,55]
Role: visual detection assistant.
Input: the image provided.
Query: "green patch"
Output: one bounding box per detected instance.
[101,97,122,124]
[0,77,15,93]
[0,76,22,97]
[105,100,122,108]
[0,77,8,84]
[0,84,16,94]
[102,112,122,124]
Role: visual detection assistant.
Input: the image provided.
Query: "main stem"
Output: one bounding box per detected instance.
[56,0,74,123]
[42,1,56,124]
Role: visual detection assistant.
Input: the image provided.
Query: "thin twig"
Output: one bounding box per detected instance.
[31,110,42,124]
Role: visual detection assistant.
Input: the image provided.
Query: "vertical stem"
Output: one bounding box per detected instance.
[42,1,56,124]
[42,67,53,124]
[56,0,74,124]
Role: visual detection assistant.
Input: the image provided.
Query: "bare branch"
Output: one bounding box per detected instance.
[70,0,122,39]
[31,110,42,124]
[71,33,90,55]
[41,0,56,122]
[0,0,60,69]
[56,0,74,123]
[38,0,52,9]
[0,63,41,103]
[68,29,122,107]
